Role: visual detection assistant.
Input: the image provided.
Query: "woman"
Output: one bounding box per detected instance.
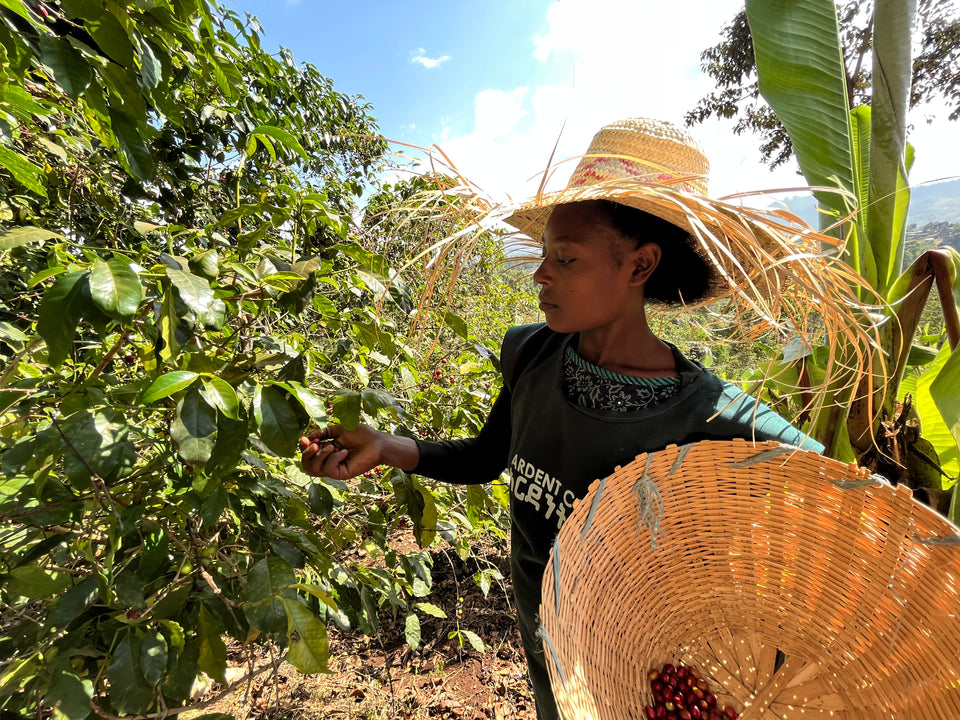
[301,118,832,720]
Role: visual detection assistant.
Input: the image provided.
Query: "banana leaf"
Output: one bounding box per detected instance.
[867,0,916,295]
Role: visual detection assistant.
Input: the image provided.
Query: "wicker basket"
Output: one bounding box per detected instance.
[539,440,960,720]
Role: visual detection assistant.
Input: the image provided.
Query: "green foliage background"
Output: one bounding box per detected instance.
[0,1,536,717]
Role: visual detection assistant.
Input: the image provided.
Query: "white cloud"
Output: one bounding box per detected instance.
[412,48,451,69]
[432,0,798,203]
[473,88,529,140]
[428,0,959,210]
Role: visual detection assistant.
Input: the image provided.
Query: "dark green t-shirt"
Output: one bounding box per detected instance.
[413,323,821,718]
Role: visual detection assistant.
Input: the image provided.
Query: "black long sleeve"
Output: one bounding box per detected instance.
[411,385,512,484]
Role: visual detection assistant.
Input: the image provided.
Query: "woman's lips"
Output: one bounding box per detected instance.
[538,298,556,312]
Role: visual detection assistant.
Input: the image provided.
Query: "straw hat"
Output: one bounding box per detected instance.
[505,118,710,239]
[504,118,809,303]
[540,439,960,719]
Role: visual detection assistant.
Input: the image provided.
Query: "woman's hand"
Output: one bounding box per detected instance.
[299,424,420,480]
[299,424,381,480]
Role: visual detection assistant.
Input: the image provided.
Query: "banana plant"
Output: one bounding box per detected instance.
[745,0,960,519]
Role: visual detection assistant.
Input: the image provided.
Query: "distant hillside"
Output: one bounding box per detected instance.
[783,178,960,228]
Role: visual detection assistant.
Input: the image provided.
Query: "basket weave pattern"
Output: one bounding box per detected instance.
[540,440,960,719]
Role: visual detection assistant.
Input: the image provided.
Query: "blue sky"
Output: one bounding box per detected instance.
[227,1,564,147]
[229,0,958,205]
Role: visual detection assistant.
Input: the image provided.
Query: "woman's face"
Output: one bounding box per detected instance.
[532,202,658,334]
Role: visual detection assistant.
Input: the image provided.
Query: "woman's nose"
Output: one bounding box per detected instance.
[532,258,550,285]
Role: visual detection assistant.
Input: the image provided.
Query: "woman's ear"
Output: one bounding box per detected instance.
[629,242,662,287]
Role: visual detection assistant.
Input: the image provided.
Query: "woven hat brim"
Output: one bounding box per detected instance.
[503,176,714,243]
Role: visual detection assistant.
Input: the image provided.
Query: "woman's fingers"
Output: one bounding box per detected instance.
[304,424,343,443]
[299,423,379,480]
[302,444,345,476]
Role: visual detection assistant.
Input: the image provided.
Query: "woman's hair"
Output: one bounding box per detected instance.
[591,199,712,304]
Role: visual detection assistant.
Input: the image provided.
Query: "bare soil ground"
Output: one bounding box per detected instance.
[188,541,537,720]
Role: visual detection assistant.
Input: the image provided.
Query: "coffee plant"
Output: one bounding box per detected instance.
[0,1,533,717]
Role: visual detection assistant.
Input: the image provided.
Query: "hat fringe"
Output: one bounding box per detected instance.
[366,141,887,433]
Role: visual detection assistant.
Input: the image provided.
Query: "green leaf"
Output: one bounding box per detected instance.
[246,132,274,161]
[444,311,469,340]
[848,105,873,285]
[89,258,143,320]
[0,321,27,344]
[404,613,421,650]
[158,287,182,364]
[242,557,295,635]
[0,0,32,20]
[161,620,185,653]
[391,471,437,548]
[746,0,856,235]
[38,35,92,99]
[114,570,146,610]
[307,481,333,518]
[47,577,98,629]
[60,410,136,487]
[205,407,249,477]
[189,249,220,279]
[166,268,226,329]
[137,524,170,581]
[275,381,325,422]
[110,109,155,181]
[59,0,104,16]
[330,389,362,430]
[283,599,329,673]
[106,634,155,715]
[200,376,239,420]
[142,371,199,403]
[44,670,93,720]
[134,221,164,235]
[37,270,89,367]
[907,344,938,368]
[466,484,487,525]
[86,10,135,68]
[414,602,446,618]
[361,388,401,417]
[2,85,50,118]
[906,435,944,491]
[249,125,308,162]
[242,558,297,605]
[475,569,503,598]
[7,565,72,600]
[29,266,69,287]
[254,385,300,457]
[289,584,338,612]
[865,0,916,295]
[151,586,191,623]
[913,345,960,485]
[199,486,228,529]
[161,641,199,706]
[930,348,960,483]
[197,606,227,684]
[140,631,168,685]
[171,386,217,466]
[461,629,485,653]
[135,36,162,89]
[0,226,61,249]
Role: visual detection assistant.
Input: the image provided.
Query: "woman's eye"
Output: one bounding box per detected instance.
[557,258,575,266]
